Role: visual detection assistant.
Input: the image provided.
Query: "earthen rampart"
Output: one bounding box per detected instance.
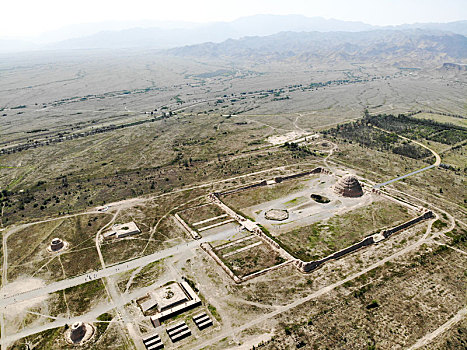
[216,167,329,197]
[200,243,242,283]
[296,210,434,273]
[382,210,433,239]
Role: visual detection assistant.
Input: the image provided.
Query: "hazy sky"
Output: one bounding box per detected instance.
[2,0,467,38]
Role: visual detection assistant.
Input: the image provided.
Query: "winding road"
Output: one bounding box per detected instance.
[0,125,461,349]
[372,126,441,189]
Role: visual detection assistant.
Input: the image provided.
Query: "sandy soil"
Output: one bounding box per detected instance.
[1,277,48,315]
[244,174,375,234]
[266,131,307,145]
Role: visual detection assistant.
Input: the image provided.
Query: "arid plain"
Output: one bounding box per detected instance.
[0,42,466,350]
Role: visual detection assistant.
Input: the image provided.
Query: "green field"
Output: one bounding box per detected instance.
[275,199,414,261]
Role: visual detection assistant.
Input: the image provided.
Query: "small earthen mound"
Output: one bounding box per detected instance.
[47,238,69,253]
[265,209,289,221]
[50,238,64,251]
[66,322,95,345]
[333,175,363,197]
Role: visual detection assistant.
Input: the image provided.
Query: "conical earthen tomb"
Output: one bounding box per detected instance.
[333,175,363,197]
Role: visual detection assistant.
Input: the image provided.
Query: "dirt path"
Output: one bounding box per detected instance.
[293,113,308,133]
[323,141,338,173]
[96,209,120,269]
[432,241,467,256]
[4,161,320,237]
[244,117,292,132]
[408,307,467,349]
[104,275,145,350]
[1,277,169,344]
[0,149,455,349]
[372,126,441,189]
[192,209,454,350]
[94,209,145,349]
[2,227,8,286]
[0,228,236,309]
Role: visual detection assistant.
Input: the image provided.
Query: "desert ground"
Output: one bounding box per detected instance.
[0,49,465,350]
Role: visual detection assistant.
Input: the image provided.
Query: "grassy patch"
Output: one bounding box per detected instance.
[9,327,63,350]
[432,219,448,230]
[275,199,413,261]
[123,260,165,292]
[178,203,226,225]
[208,304,221,322]
[221,243,285,277]
[64,279,107,315]
[222,177,312,210]
[96,312,114,335]
[7,214,110,281]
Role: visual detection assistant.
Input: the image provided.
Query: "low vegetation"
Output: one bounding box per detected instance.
[275,200,413,261]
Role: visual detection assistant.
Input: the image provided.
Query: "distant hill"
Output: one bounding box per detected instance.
[47,15,375,50]
[393,21,467,36]
[2,15,467,53]
[46,17,467,51]
[441,62,467,71]
[168,29,467,65]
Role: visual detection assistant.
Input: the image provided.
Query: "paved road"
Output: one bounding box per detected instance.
[2,276,174,344]
[372,126,441,189]
[374,164,436,189]
[0,228,237,308]
[193,207,455,350]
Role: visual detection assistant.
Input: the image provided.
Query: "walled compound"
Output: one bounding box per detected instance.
[137,281,202,327]
[103,221,141,239]
[194,167,435,282]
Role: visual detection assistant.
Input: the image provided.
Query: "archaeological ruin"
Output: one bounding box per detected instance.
[50,238,64,251]
[103,221,141,239]
[47,237,68,253]
[200,169,434,281]
[265,209,289,221]
[65,321,94,345]
[333,174,364,197]
[136,281,201,327]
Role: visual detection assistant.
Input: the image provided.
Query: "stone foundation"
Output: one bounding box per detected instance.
[47,238,69,253]
[265,209,289,221]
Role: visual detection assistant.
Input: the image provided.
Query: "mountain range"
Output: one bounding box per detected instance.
[1,15,466,53]
[169,29,467,65]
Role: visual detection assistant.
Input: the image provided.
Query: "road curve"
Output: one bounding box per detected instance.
[372,126,441,189]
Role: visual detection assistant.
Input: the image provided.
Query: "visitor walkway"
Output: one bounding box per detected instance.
[0,228,237,308]
[374,164,436,189]
[372,126,441,189]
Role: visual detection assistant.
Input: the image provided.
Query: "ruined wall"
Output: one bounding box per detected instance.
[296,210,434,273]
[217,167,329,197]
[241,260,293,282]
[251,226,295,261]
[296,236,374,273]
[173,213,200,240]
[274,167,329,183]
[200,243,242,283]
[218,180,267,197]
[206,169,434,280]
[382,210,434,238]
